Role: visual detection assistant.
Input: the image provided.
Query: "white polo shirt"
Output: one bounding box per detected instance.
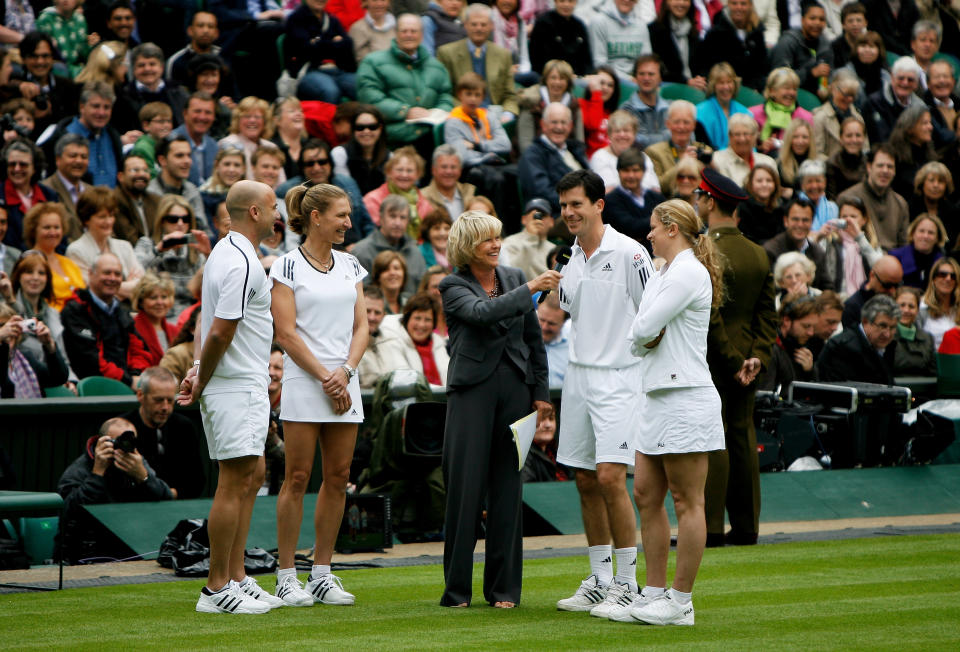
[269,248,367,378]
[559,224,653,368]
[200,232,272,394]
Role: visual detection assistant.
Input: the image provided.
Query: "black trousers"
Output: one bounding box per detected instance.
[705,384,761,537]
[440,361,530,606]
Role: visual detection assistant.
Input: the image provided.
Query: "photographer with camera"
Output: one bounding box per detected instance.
[500,198,555,284]
[57,417,173,563]
[0,301,69,398]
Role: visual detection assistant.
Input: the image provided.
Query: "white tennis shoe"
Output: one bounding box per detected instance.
[556,574,608,612]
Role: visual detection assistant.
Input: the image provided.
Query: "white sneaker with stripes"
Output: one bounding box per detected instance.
[195,581,272,614]
[238,576,286,608]
[556,574,608,612]
[305,573,355,605]
[608,591,652,622]
[589,579,639,618]
[274,573,315,607]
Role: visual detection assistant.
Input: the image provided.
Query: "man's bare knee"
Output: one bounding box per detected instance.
[595,463,626,495]
[575,469,600,496]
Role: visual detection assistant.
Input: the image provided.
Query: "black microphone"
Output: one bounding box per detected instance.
[537,248,571,304]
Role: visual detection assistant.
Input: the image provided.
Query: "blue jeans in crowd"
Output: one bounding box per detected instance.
[297,68,356,104]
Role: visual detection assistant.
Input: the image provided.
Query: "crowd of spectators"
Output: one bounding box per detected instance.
[1,0,959,560]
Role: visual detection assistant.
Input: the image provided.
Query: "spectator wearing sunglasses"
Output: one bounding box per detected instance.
[840,254,903,329]
[135,195,210,319]
[918,257,960,350]
[276,139,373,248]
[331,106,390,196]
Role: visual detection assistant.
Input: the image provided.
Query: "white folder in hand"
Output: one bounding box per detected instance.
[510,412,538,471]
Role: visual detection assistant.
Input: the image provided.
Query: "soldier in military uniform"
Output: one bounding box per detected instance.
[697,168,777,547]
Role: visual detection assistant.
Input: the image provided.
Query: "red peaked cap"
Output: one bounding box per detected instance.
[699,167,748,204]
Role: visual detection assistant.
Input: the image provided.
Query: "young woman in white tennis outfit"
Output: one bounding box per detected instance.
[621,198,726,626]
[270,183,369,607]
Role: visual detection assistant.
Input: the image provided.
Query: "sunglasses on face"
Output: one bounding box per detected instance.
[162,214,190,224]
[7,161,30,169]
[676,174,697,181]
[304,158,330,167]
[872,272,900,290]
[935,271,957,280]
[354,123,381,132]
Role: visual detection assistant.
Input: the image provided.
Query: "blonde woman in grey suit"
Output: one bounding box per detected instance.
[439,210,561,609]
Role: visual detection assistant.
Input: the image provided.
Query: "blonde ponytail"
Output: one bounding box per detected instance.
[653,199,726,308]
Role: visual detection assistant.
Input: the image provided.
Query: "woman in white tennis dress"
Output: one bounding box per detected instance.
[625,199,725,627]
[269,183,369,607]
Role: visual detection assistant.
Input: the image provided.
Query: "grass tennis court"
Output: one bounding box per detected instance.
[2,534,958,650]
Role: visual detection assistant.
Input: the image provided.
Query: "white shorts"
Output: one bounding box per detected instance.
[557,363,642,469]
[200,387,270,460]
[638,385,725,455]
[280,374,364,423]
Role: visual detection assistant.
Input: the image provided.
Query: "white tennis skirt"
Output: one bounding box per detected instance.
[280,374,364,423]
[637,385,725,455]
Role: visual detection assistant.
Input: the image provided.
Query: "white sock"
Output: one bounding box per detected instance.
[312,564,331,578]
[642,585,665,598]
[669,588,692,604]
[277,567,296,580]
[588,545,613,586]
[614,547,638,592]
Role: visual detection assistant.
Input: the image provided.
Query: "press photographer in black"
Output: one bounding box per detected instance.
[57,417,174,563]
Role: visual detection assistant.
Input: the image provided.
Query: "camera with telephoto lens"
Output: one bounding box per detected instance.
[110,430,137,454]
[0,113,30,138]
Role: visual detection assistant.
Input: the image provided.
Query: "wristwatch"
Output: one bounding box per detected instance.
[341,363,357,379]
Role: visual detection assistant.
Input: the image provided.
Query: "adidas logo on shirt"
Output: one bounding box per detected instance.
[618,442,629,449]
[601,262,614,271]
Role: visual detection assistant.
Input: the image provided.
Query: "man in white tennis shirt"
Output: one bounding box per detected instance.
[553,169,655,619]
[179,180,285,614]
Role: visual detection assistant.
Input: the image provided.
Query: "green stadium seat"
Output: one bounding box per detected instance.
[19,517,58,564]
[660,84,706,104]
[77,376,135,397]
[887,51,900,68]
[0,491,63,590]
[796,88,821,112]
[735,86,764,108]
[937,353,960,398]
[43,385,75,398]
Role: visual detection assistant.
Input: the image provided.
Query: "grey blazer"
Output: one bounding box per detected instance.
[440,265,549,402]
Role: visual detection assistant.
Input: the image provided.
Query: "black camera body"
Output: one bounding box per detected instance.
[110,430,138,454]
[0,113,30,138]
[33,93,49,112]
